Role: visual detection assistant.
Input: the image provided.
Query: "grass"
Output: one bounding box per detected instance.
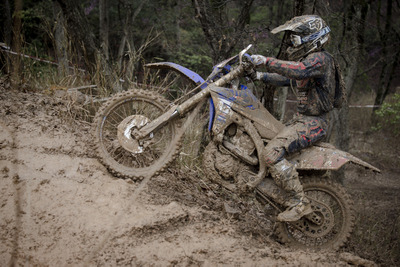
[176,109,209,170]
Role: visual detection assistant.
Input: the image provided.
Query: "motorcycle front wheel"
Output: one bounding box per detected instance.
[93,89,181,180]
[274,176,355,251]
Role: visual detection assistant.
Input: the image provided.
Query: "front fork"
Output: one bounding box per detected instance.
[133,87,211,140]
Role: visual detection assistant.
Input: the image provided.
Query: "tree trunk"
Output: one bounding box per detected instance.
[275,87,288,121]
[373,0,394,114]
[174,3,181,52]
[11,0,23,88]
[328,1,368,183]
[99,0,109,61]
[2,0,12,74]
[3,0,12,46]
[99,0,115,90]
[192,0,254,64]
[327,0,368,150]
[117,0,148,85]
[53,1,69,78]
[264,0,304,116]
[55,0,98,72]
[117,17,129,76]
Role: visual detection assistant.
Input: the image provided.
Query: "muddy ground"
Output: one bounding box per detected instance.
[0,83,398,266]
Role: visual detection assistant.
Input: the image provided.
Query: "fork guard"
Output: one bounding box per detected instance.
[291,142,381,172]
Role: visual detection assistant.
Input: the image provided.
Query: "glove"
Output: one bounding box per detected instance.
[249,71,264,81]
[251,54,268,66]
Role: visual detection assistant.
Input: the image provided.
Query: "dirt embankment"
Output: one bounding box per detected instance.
[0,84,396,266]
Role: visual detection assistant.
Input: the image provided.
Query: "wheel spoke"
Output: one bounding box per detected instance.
[275,178,354,250]
[94,89,181,179]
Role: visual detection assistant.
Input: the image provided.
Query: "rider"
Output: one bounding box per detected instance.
[250,15,344,222]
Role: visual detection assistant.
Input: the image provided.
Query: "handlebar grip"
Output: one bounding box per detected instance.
[243,53,253,63]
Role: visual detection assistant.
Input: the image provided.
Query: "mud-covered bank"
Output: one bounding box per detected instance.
[0,86,395,266]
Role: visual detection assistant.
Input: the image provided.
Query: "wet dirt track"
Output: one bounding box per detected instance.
[0,85,392,266]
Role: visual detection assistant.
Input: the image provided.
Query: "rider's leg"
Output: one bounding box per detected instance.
[264,115,328,221]
[264,146,312,222]
[269,158,312,222]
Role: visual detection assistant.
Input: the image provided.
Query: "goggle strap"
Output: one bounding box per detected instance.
[301,26,331,44]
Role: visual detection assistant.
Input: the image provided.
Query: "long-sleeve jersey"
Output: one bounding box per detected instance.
[260,51,336,116]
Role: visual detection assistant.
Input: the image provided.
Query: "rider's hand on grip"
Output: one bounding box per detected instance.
[246,69,263,81]
[242,53,253,63]
[252,71,264,81]
[251,54,268,66]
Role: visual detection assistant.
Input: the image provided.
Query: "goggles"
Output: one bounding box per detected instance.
[290,26,331,47]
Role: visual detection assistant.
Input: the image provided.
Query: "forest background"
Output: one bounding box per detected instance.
[0,0,400,265]
[1,0,400,127]
[1,0,400,149]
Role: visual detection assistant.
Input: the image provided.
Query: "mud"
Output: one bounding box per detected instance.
[0,84,397,266]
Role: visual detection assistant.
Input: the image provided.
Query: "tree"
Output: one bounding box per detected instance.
[53,0,68,77]
[325,1,369,152]
[372,0,399,114]
[55,0,97,72]
[264,0,307,116]
[11,0,23,87]
[99,0,109,62]
[116,0,149,85]
[1,0,13,74]
[192,0,254,64]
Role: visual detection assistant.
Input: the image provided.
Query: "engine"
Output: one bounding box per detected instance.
[210,123,258,183]
[223,124,258,165]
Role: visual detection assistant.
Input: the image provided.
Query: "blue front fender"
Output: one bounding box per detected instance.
[145,62,215,131]
[145,62,208,89]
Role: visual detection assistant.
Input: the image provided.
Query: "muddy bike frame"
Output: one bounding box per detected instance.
[138,45,380,190]
[137,46,253,139]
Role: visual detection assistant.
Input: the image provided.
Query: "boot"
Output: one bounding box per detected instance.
[277,196,313,222]
[269,159,313,222]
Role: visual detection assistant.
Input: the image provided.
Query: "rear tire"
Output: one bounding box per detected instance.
[275,176,354,250]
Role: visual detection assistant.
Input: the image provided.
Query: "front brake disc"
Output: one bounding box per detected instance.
[117,115,150,153]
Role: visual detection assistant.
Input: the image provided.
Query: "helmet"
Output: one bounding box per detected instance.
[271,15,330,60]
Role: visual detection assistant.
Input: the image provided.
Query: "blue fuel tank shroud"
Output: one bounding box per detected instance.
[212,85,258,110]
[208,85,260,131]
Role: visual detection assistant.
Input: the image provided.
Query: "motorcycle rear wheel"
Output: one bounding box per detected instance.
[275,176,354,250]
[93,89,181,180]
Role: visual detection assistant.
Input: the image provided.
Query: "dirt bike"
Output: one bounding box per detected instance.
[93,45,380,250]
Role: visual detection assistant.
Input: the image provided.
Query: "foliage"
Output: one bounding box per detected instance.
[373,93,400,134]
[174,53,212,77]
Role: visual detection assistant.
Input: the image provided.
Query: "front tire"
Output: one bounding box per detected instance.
[93,89,182,180]
[275,176,355,250]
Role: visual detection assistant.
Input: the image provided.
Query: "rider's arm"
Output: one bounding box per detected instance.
[258,72,291,87]
[253,52,327,80]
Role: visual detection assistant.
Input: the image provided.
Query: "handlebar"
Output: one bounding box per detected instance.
[214,64,246,87]
[239,44,253,65]
[213,44,254,87]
